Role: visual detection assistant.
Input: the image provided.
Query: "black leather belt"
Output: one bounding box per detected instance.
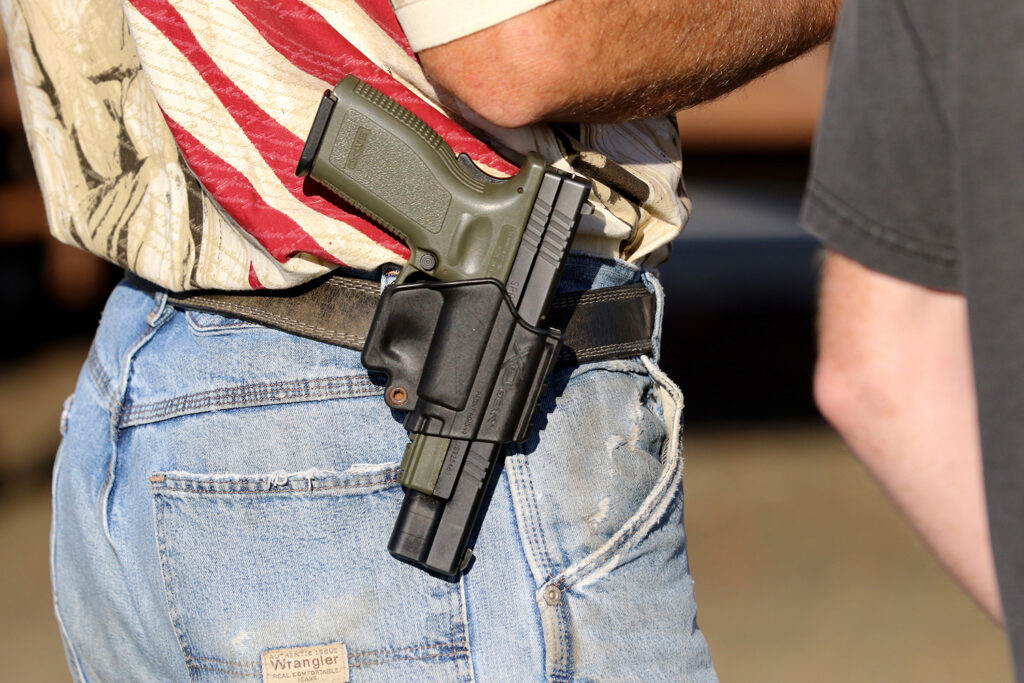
[166,271,655,366]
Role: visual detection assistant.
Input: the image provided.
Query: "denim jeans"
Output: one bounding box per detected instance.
[51,255,715,682]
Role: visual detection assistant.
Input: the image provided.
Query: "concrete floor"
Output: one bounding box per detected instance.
[685,426,1011,682]
[0,343,1012,681]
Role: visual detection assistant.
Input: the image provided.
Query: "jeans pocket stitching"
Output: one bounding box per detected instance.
[508,455,560,584]
[348,641,471,668]
[152,494,203,675]
[120,375,384,428]
[452,576,473,683]
[150,465,401,495]
[185,309,263,335]
[553,356,685,590]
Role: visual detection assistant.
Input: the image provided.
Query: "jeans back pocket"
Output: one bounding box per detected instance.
[151,466,473,682]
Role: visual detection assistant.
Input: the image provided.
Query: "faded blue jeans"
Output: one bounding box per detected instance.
[51,255,716,681]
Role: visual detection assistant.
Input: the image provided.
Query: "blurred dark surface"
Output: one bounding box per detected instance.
[0,124,36,182]
[0,111,119,363]
[0,242,118,358]
[661,150,819,422]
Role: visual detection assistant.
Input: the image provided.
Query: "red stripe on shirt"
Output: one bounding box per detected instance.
[164,114,343,265]
[248,263,265,289]
[353,0,414,57]
[129,0,408,259]
[230,0,517,176]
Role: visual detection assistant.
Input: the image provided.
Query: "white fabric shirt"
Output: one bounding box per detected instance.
[393,0,552,50]
[2,0,687,291]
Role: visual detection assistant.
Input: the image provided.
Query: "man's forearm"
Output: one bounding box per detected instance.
[815,250,1002,621]
[420,0,838,127]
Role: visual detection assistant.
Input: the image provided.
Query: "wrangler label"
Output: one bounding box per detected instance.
[261,643,349,683]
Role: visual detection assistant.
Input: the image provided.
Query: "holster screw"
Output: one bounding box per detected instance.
[388,387,408,406]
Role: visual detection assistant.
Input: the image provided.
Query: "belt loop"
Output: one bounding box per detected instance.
[145,290,172,328]
[640,270,665,365]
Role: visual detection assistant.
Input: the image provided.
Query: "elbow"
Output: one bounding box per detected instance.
[813,347,893,452]
[418,23,576,129]
[421,54,564,129]
[448,78,552,129]
[813,353,854,436]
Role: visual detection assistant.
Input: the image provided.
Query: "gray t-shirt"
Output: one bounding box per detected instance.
[801,0,1024,676]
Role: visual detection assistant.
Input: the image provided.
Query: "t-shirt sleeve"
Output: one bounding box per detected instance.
[799,0,962,292]
[392,0,555,51]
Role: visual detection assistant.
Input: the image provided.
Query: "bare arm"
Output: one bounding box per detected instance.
[814,249,1002,621]
[418,0,838,127]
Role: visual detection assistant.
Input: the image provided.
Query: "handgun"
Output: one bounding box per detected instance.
[296,76,590,576]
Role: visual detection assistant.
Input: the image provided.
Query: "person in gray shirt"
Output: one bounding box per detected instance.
[802,1,1023,678]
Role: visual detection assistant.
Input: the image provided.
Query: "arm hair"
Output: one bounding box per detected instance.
[419,0,839,126]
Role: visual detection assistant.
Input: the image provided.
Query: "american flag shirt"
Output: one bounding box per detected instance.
[1,0,688,291]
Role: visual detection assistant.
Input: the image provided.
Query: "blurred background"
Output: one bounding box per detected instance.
[0,31,1013,682]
